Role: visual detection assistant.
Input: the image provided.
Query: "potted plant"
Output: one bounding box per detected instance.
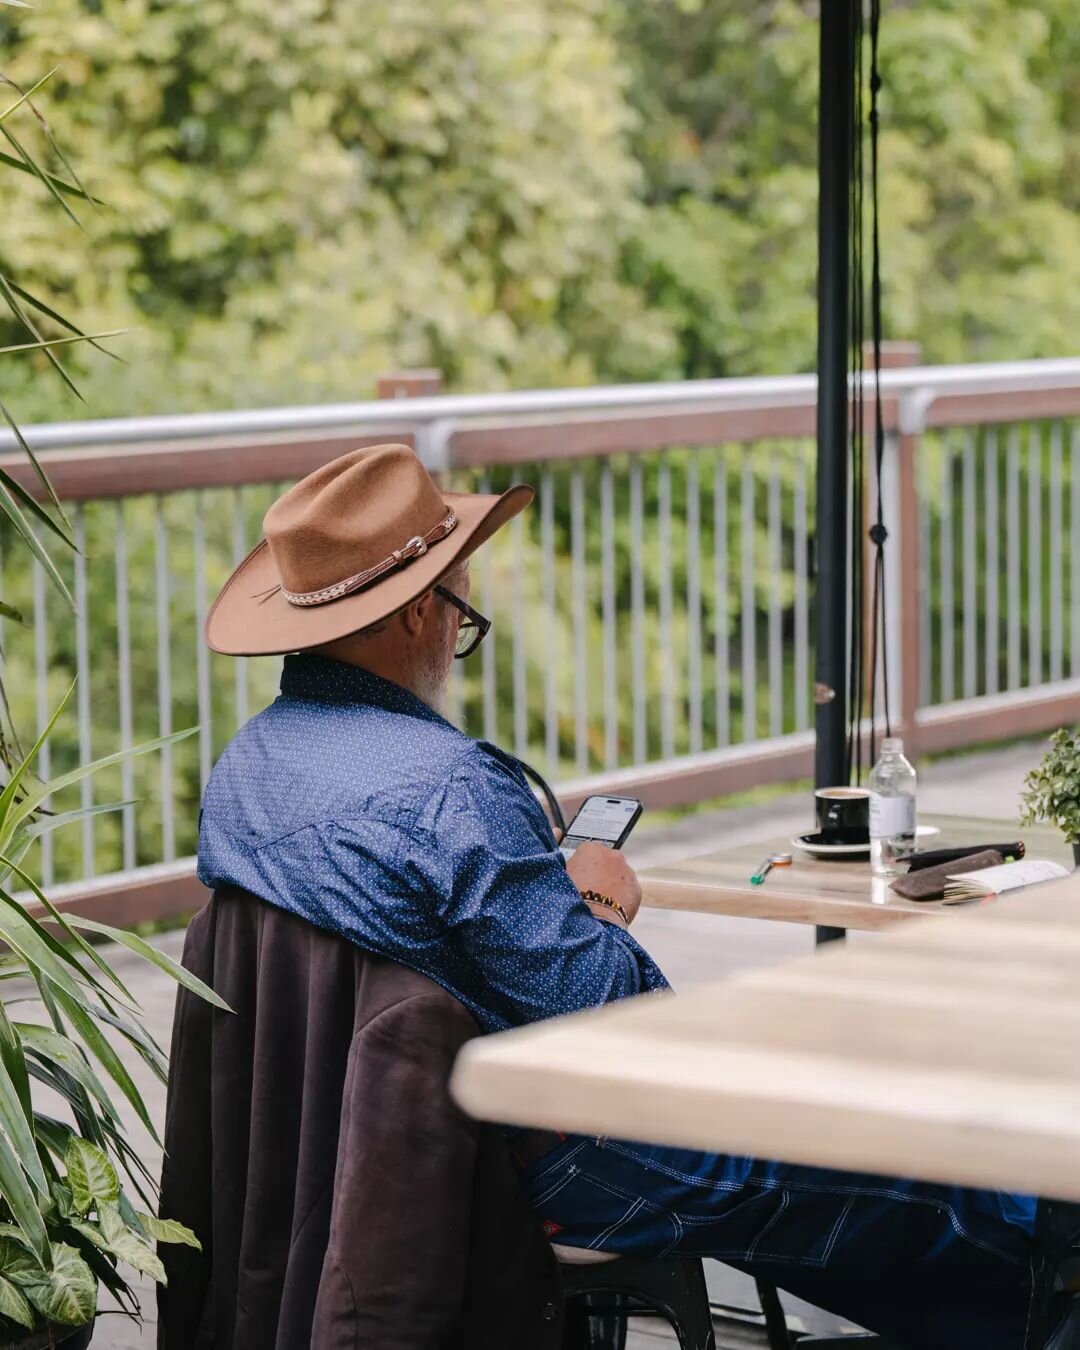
[1020,729,1080,869]
[0,698,219,1346]
[0,55,221,1345]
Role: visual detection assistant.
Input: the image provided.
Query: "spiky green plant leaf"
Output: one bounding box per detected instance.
[1,799,134,885]
[67,917,230,1012]
[16,1024,119,1124]
[0,886,115,1010]
[4,279,119,364]
[0,1127,48,1259]
[49,986,158,1140]
[0,71,59,128]
[2,855,136,1005]
[0,999,31,1123]
[0,327,130,358]
[1,125,82,231]
[0,484,72,608]
[0,1049,47,1196]
[0,149,98,201]
[5,723,196,837]
[0,394,70,527]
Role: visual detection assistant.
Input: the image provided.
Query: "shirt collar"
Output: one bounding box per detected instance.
[279,653,449,724]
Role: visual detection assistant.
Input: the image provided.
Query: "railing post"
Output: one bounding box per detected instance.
[376,369,443,400]
[377,370,449,472]
[876,342,925,757]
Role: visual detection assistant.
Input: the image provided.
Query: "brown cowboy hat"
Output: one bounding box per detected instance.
[206,443,533,656]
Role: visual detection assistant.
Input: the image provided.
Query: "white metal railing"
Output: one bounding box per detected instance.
[7,356,1080,460]
[3,354,1080,914]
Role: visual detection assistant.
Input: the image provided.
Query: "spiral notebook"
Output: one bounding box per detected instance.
[943,858,1070,903]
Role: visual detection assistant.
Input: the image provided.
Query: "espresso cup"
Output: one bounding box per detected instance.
[814,787,870,845]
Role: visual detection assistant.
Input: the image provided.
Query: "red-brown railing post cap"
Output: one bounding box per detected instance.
[862,340,922,370]
[376,370,444,400]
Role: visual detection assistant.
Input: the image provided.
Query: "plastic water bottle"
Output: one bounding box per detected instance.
[869,737,917,876]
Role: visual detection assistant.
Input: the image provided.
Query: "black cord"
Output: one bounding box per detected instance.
[866,0,892,764]
[847,0,892,783]
[514,756,567,836]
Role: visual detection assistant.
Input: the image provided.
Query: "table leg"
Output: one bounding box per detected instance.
[815,926,846,946]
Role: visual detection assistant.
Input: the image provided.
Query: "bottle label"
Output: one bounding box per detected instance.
[870,793,915,838]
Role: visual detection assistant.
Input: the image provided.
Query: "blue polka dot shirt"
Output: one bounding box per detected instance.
[197,653,669,1032]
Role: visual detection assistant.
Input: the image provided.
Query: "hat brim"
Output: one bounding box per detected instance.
[205,483,534,656]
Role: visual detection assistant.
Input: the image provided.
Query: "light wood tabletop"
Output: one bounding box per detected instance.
[453,873,1080,1201]
[640,814,1070,931]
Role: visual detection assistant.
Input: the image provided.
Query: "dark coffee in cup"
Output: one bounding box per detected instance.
[815,787,870,845]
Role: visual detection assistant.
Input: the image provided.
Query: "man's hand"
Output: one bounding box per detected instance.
[566,843,642,927]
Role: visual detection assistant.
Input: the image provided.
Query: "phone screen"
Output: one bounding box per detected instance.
[560,796,642,856]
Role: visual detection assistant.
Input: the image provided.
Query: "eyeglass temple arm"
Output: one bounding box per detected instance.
[511,755,567,837]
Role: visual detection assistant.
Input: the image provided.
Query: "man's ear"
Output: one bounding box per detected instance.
[399,588,437,639]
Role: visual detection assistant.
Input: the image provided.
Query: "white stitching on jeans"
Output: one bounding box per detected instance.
[532,1168,577,1210]
[528,1140,588,1189]
[602,1140,746,1193]
[747,1188,790,1260]
[574,1170,643,1206]
[597,1141,1026,1264]
[820,1195,855,1264]
[590,1197,643,1250]
[658,1210,684,1260]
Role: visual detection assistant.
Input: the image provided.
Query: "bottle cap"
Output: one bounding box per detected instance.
[881,737,904,754]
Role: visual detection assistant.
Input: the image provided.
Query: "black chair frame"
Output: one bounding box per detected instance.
[560,1256,716,1350]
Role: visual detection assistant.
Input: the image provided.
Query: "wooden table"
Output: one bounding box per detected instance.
[641,814,1069,932]
[453,874,1080,1200]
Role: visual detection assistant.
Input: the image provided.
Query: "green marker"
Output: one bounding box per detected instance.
[751,852,793,886]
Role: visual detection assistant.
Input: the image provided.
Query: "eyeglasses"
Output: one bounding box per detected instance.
[435,585,491,659]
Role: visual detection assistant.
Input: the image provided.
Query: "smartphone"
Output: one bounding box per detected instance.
[559,795,644,857]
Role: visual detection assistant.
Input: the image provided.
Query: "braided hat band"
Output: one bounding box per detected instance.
[280,511,458,608]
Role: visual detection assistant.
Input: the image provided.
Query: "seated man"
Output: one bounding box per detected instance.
[198,443,1071,1350]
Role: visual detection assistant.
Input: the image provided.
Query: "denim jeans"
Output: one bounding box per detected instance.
[523,1134,1043,1350]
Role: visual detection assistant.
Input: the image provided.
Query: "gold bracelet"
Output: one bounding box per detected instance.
[580,890,630,926]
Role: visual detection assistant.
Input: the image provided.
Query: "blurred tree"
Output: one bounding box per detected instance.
[615,0,1080,375]
[3,0,1080,411]
[4,0,1080,889]
[0,0,674,420]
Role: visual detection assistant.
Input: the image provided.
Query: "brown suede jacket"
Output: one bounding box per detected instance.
[158,885,562,1350]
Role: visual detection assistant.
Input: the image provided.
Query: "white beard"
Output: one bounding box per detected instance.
[405,634,453,715]
[411,666,450,715]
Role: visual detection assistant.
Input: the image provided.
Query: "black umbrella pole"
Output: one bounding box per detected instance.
[814,0,857,946]
[814,0,856,793]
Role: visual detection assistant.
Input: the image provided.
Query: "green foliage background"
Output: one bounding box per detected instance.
[3,0,1080,415]
[2,0,1080,883]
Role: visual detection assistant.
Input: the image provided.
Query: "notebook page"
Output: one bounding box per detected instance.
[946,858,1070,895]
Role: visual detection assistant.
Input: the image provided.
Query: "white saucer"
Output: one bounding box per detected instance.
[792,824,940,861]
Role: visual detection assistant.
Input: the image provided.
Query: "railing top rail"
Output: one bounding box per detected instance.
[6,356,1080,454]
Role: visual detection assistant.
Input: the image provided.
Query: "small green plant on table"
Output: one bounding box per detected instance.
[1020,729,1080,866]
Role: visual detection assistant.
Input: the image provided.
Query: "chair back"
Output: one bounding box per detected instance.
[159,885,553,1349]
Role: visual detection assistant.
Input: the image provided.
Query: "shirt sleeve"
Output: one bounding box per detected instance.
[402,744,669,1030]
